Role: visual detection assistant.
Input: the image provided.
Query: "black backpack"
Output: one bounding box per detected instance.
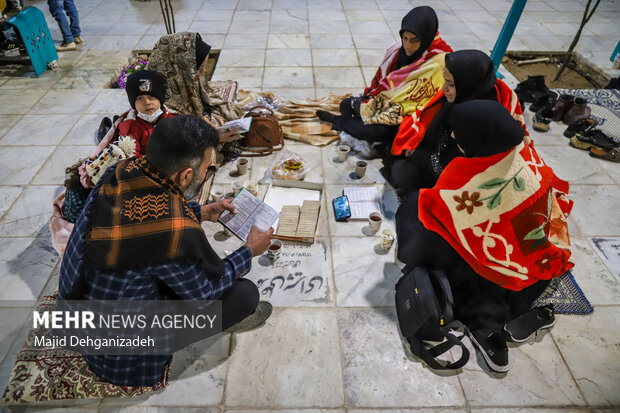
[395,265,469,370]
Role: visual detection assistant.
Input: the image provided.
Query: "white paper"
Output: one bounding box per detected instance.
[343,186,382,220]
[217,117,252,134]
[219,188,280,241]
[263,186,321,230]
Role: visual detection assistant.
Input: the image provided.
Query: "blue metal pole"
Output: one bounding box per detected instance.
[490,0,528,79]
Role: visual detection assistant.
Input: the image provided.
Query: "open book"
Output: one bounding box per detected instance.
[217,117,252,134]
[218,188,279,242]
[342,186,382,220]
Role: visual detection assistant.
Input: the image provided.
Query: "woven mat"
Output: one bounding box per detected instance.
[533,271,593,315]
[555,88,620,140]
[1,295,168,405]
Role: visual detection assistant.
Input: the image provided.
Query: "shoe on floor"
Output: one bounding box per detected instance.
[532,107,553,132]
[552,94,575,122]
[316,110,337,123]
[504,304,555,343]
[225,301,272,333]
[56,41,77,51]
[590,147,620,163]
[96,117,113,144]
[469,329,510,373]
[74,36,84,44]
[570,129,619,152]
[563,97,590,125]
[529,94,557,113]
[563,117,598,139]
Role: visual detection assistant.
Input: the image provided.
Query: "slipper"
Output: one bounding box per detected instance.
[563,117,598,139]
[590,147,620,163]
[569,130,619,152]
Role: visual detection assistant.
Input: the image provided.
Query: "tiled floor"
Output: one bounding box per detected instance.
[1,0,619,411]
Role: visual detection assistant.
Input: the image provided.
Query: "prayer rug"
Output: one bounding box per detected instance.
[533,271,593,315]
[555,88,620,140]
[1,295,168,405]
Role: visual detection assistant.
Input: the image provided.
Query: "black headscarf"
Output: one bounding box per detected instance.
[195,33,212,70]
[451,100,524,157]
[395,6,438,70]
[421,49,498,152]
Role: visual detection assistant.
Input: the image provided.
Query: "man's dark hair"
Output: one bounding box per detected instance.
[146,115,219,176]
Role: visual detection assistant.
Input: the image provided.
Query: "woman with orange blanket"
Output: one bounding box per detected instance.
[389,50,528,196]
[316,6,452,147]
[395,100,572,373]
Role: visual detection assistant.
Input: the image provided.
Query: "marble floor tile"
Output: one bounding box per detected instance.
[309,19,350,34]
[566,185,620,236]
[267,33,310,49]
[228,21,270,34]
[324,184,399,237]
[534,144,615,184]
[0,90,47,115]
[568,238,620,305]
[351,33,397,49]
[105,21,150,36]
[272,0,308,9]
[135,34,167,50]
[0,146,56,185]
[102,407,217,413]
[244,237,335,306]
[0,72,62,90]
[332,237,401,307]
[195,8,235,21]
[269,19,309,34]
[236,0,273,11]
[203,0,239,8]
[0,115,21,141]
[310,34,354,49]
[265,88,315,99]
[54,70,116,89]
[0,237,59,302]
[588,237,620,281]
[188,20,232,35]
[345,9,385,21]
[81,35,139,51]
[356,49,385,67]
[0,307,31,366]
[61,114,103,146]
[213,48,266,68]
[263,67,314,88]
[458,333,585,407]
[32,146,93,186]
[361,66,377,86]
[229,410,344,413]
[312,48,359,66]
[552,307,620,406]
[307,0,343,10]
[322,146,386,184]
[339,308,465,407]
[225,33,268,48]
[225,308,344,407]
[314,67,365,88]
[29,90,100,115]
[442,33,483,51]
[0,115,80,146]
[265,49,312,67]
[348,21,392,35]
[341,0,377,9]
[212,67,264,89]
[0,185,61,236]
[0,186,23,219]
[74,50,131,70]
[316,87,363,97]
[102,335,230,408]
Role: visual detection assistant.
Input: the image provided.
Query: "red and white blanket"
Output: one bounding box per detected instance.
[418,142,573,291]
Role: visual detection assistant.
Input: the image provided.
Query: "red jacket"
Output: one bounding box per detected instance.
[116,107,176,157]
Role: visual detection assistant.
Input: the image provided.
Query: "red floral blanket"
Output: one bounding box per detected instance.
[418,142,573,291]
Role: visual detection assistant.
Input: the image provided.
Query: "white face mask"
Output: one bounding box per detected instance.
[137,107,163,123]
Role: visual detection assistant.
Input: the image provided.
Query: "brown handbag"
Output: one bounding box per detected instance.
[240,105,284,156]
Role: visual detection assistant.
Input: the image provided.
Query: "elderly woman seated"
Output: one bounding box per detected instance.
[395,100,573,372]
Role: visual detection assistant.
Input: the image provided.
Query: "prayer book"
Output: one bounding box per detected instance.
[342,186,382,220]
[217,117,252,134]
[219,188,280,242]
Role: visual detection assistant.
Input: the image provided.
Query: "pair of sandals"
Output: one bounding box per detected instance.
[564,118,620,163]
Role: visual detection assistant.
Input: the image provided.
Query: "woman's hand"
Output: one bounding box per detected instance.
[219,129,242,143]
[404,149,413,157]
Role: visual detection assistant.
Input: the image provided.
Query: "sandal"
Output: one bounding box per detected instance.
[589,147,620,163]
[563,117,598,139]
[532,107,553,132]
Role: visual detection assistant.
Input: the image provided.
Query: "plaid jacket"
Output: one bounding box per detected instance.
[60,186,252,386]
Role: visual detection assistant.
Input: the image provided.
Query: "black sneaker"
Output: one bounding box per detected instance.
[96,116,112,143]
[225,301,272,333]
[504,304,555,343]
[469,329,510,373]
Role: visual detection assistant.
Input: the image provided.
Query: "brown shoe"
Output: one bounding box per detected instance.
[56,41,77,51]
[74,36,83,44]
[563,97,590,125]
[551,94,574,122]
[590,147,620,163]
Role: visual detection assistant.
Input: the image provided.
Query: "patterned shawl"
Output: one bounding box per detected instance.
[84,158,224,277]
[391,79,529,155]
[418,142,573,291]
[359,35,452,125]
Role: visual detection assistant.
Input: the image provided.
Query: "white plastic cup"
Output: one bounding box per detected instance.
[368,211,383,232]
[338,145,350,162]
[244,180,258,197]
[237,158,249,175]
[232,181,243,195]
[268,239,283,260]
[355,160,368,178]
[211,189,225,202]
[381,229,396,251]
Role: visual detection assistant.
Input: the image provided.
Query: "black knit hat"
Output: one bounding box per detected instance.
[125,70,166,109]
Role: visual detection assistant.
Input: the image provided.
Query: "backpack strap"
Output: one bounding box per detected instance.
[408,331,470,370]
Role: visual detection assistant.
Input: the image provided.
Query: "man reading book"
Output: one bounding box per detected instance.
[58,115,274,387]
